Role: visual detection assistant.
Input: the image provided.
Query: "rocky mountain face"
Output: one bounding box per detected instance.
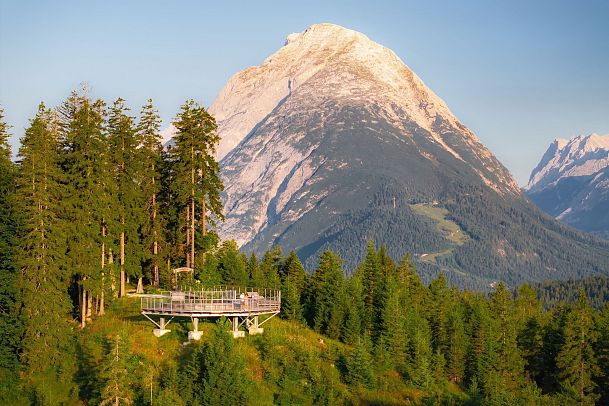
[526,133,609,239]
[208,24,609,289]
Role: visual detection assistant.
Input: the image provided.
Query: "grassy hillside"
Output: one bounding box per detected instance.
[77,297,466,405]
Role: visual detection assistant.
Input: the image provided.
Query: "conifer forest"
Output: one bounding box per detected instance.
[0,92,607,405]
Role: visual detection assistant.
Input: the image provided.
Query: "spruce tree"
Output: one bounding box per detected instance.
[361,241,380,335]
[137,99,165,287]
[0,106,23,402]
[484,283,526,400]
[305,250,345,338]
[17,104,77,403]
[189,319,253,405]
[342,272,365,345]
[556,290,599,405]
[595,304,609,405]
[169,100,224,271]
[60,93,111,326]
[345,337,375,388]
[108,98,144,295]
[247,253,264,287]
[280,251,306,321]
[216,240,248,286]
[99,333,134,405]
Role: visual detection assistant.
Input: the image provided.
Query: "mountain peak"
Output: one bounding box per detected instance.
[526,132,609,191]
[209,23,466,161]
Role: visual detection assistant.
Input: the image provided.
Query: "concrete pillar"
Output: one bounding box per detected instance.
[188,317,203,341]
[232,316,244,338]
[153,317,171,337]
[248,315,264,335]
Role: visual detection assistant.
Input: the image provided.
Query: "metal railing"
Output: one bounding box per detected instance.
[141,286,281,315]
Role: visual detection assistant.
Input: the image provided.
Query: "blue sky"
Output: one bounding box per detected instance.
[1,0,608,185]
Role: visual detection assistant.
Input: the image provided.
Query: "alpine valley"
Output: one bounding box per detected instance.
[526,133,609,240]
[203,24,609,289]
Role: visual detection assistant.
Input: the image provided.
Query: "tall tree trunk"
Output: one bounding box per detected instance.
[152,176,159,287]
[185,206,190,268]
[120,223,125,297]
[109,248,116,297]
[201,197,206,266]
[191,196,195,270]
[86,290,92,320]
[100,226,106,316]
[80,281,86,329]
[191,142,195,269]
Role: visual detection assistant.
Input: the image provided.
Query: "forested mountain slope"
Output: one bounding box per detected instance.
[211,24,609,289]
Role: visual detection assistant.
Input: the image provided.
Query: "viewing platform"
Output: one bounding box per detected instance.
[140,287,281,339]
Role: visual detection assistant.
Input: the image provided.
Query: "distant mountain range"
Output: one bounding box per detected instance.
[526,133,609,240]
[173,23,609,289]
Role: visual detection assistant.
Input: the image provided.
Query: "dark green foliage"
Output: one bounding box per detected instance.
[345,338,375,388]
[184,319,253,405]
[532,275,609,309]
[98,333,134,405]
[137,99,166,287]
[215,240,248,286]
[280,250,306,321]
[556,291,599,405]
[17,104,77,403]
[0,107,23,402]
[305,251,345,339]
[59,92,111,313]
[108,98,145,281]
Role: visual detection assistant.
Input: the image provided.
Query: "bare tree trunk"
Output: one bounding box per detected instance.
[191,142,195,269]
[152,181,159,287]
[109,248,116,298]
[80,282,86,329]
[120,225,125,297]
[137,277,143,294]
[100,226,106,316]
[191,196,195,270]
[201,197,206,266]
[185,206,190,268]
[86,290,92,321]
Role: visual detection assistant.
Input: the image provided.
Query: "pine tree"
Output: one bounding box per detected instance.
[137,99,165,287]
[17,104,77,403]
[556,290,599,405]
[99,333,134,405]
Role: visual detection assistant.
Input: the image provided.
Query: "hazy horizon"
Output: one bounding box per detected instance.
[1,0,608,185]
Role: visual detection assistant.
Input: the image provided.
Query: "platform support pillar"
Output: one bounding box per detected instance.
[231,316,244,338]
[188,317,203,341]
[153,317,171,337]
[248,315,264,335]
